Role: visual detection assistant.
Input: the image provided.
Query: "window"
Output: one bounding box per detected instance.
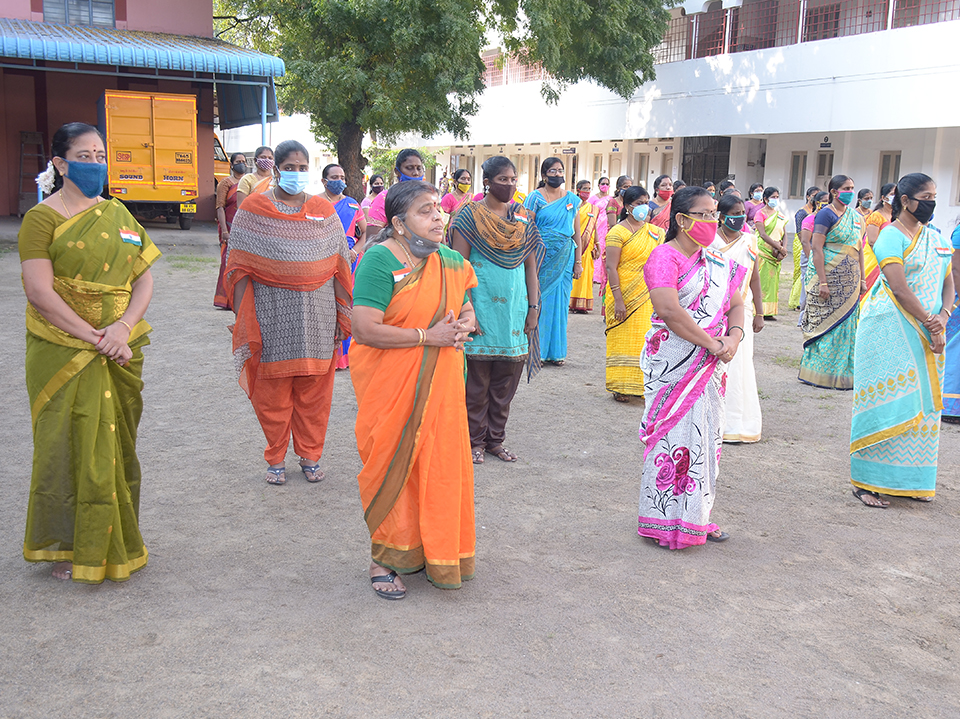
[815,151,834,190]
[878,151,901,188]
[634,153,650,186]
[44,0,116,27]
[803,2,841,41]
[789,152,808,198]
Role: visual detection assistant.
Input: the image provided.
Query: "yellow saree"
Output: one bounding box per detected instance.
[570,202,597,311]
[20,199,160,583]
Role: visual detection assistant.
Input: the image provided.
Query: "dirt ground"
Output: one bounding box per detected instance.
[1,220,958,718]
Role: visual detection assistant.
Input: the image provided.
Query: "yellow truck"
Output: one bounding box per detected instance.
[98,90,199,230]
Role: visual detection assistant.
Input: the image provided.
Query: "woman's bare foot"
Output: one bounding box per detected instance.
[369,562,406,599]
[52,562,72,580]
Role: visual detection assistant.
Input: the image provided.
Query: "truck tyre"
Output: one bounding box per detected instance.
[179,214,193,231]
[166,215,177,224]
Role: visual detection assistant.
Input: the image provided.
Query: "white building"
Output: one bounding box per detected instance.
[423,0,960,230]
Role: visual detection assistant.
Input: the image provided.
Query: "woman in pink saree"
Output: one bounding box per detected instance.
[638,187,746,549]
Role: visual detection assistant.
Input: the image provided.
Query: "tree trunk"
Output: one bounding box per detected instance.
[337,122,367,202]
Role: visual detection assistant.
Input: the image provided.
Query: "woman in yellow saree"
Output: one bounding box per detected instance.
[19,123,160,583]
[860,183,895,307]
[605,185,663,402]
[351,181,477,600]
[755,186,788,318]
[570,180,598,312]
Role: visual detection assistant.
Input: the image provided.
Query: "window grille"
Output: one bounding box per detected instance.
[893,0,960,26]
[729,0,797,52]
[653,13,692,64]
[694,2,727,57]
[44,0,115,27]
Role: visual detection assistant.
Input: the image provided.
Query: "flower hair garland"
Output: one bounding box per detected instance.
[36,161,56,195]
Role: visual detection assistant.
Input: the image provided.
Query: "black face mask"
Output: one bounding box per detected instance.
[487,182,514,203]
[723,215,746,232]
[232,162,247,175]
[545,176,564,188]
[908,198,936,224]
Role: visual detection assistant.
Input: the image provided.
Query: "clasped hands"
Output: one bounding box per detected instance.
[922,311,947,354]
[431,310,475,351]
[709,334,740,364]
[93,322,132,366]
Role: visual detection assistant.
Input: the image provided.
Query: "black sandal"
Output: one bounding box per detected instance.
[852,488,889,508]
[370,571,406,600]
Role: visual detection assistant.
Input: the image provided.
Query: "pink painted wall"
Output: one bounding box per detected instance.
[2,1,34,21]
[125,0,213,38]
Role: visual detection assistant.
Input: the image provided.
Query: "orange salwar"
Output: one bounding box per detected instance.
[351,247,477,589]
[250,358,337,464]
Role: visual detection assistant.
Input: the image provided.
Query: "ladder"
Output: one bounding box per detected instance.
[18,131,47,217]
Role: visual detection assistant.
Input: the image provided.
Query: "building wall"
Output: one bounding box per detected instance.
[4,0,32,20]
[124,0,213,38]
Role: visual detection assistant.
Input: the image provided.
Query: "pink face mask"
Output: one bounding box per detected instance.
[578,190,591,200]
[255,156,274,171]
[681,215,718,247]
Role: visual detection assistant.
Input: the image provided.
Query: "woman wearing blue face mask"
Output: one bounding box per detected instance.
[798,174,865,389]
[367,148,426,235]
[225,140,353,486]
[604,185,663,402]
[19,122,161,583]
[745,183,764,228]
[711,194,764,442]
[755,186,788,319]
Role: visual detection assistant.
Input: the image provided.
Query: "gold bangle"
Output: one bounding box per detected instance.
[117,319,133,332]
[416,328,425,347]
[609,284,620,290]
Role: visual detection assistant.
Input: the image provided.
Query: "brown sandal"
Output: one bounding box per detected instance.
[472,449,484,465]
[486,445,517,462]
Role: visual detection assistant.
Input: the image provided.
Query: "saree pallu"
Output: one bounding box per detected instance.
[215,180,239,309]
[757,209,787,315]
[788,209,808,309]
[944,295,960,420]
[443,191,473,244]
[570,203,597,311]
[850,224,953,496]
[649,198,672,230]
[333,196,364,368]
[638,246,746,549]
[605,223,662,396]
[224,194,353,398]
[23,199,161,583]
[588,194,611,286]
[798,209,862,390]
[351,249,478,588]
[860,212,889,308]
[525,191,578,362]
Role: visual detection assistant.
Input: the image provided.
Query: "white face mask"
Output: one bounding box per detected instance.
[884,194,895,205]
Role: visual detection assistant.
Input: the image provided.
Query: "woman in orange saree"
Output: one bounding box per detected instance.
[351,181,477,600]
[214,152,246,309]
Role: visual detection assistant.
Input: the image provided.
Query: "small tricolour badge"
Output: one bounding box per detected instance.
[119,229,141,246]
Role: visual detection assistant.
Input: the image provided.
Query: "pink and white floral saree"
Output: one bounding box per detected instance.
[638,244,746,549]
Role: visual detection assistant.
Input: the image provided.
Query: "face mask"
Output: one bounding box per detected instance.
[723,214,746,232]
[681,215,718,248]
[457,182,471,193]
[579,190,591,201]
[768,198,779,208]
[599,184,610,192]
[658,189,673,200]
[752,191,763,201]
[709,191,716,198]
[325,179,346,195]
[64,160,108,199]
[277,170,309,195]
[256,157,274,172]
[632,204,649,222]
[884,194,894,205]
[398,171,424,182]
[860,199,873,210]
[372,184,384,194]
[837,190,855,205]
[545,176,564,188]
[908,198,936,224]
[401,222,441,257]
[487,182,514,204]
[232,162,247,175]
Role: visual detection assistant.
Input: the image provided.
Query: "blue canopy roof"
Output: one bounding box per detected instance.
[0,18,285,77]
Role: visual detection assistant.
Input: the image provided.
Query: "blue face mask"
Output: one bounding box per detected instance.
[768,198,779,208]
[278,170,309,195]
[326,179,346,195]
[752,191,763,201]
[398,172,424,182]
[632,204,649,222]
[837,190,855,205]
[65,160,108,199]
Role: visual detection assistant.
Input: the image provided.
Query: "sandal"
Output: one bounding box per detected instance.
[613,393,630,403]
[299,460,324,483]
[370,571,406,601]
[908,495,934,503]
[852,487,889,508]
[706,530,730,542]
[545,359,565,366]
[265,466,286,485]
[486,445,517,462]
[472,449,484,465]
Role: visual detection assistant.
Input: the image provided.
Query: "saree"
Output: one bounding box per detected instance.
[757,207,787,315]
[333,195,363,368]
[570,202,598,311]
[524,190,579,362]
[850,224,953,496]
[638,244,747,549]
[798,208,863,389]
[351,246,478,588]
[224,194,353,398]
[21,199,161,583]
[588,194,611,286]
[945,226,960,421]
[215,178,239,309]
[649,198,672,230]
[605,223,663,396]
[712,229,762,442]
[442,191,473,244]
[788,208,809,309]
[860,211,890,308]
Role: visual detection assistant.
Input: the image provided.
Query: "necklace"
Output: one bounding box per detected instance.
[396,236,416,267]
[271,188,304,208]
[60,191,72,219]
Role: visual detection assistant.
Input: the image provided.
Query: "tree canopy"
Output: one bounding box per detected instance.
[215,0,670,199]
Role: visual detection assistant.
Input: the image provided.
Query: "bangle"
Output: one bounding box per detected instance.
[117,319,132,332]
[728,325,745,341]
[415,328,425,347]
[819,282,828,286]
[528,304,540,311]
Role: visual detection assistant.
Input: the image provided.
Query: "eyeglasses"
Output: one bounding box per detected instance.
[546,169,564,176]
[685,211,720,221]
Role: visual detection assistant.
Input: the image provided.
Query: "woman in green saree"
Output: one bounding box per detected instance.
[19,123,160,583]
[755,186,788,319]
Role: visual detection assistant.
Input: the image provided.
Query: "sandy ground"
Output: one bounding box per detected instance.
[1,221,958,718]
